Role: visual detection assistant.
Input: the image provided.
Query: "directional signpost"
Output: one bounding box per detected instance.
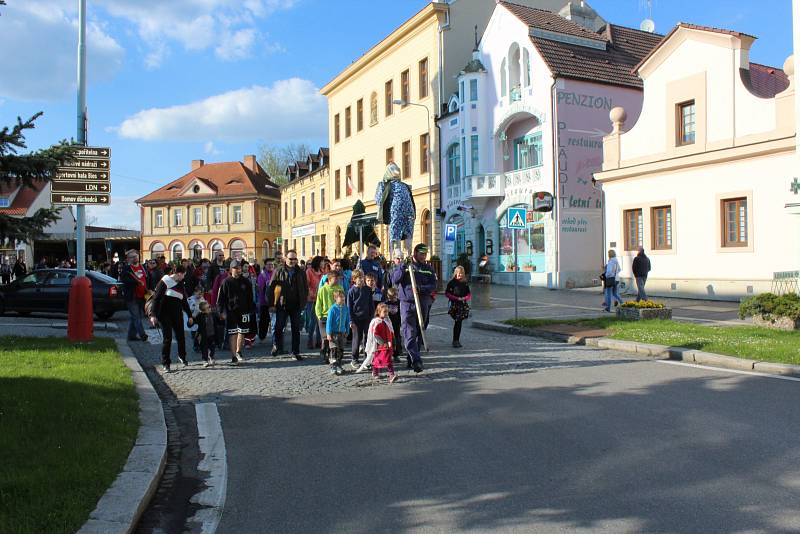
[52,146,111,206]
[507,207,527,320]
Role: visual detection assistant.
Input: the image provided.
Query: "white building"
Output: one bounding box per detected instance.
[596,23,799,300]
[437,0,661,287]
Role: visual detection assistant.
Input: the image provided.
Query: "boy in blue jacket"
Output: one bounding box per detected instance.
[348,270,375,367]
[326,290,350,375]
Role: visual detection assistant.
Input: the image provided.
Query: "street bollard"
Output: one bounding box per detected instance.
[68,276,94,342]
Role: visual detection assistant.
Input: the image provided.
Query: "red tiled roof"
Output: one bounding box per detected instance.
[744,63,790,98]
[136,161,280,204]
[0,180,46,216]
[500,1,606,41]
[500,1,663,89]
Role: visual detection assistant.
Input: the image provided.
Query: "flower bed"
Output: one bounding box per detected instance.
[617,301,672,321]
[739,293,800,331]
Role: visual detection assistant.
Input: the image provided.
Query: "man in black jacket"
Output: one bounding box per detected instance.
[268,249,308,360]
[631,246,652,302]
[149,265,193,373]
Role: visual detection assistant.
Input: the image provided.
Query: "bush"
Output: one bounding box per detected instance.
[620,300,666,309]
[739,292,800,320]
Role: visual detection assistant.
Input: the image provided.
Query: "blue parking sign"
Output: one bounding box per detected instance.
[507,207,527,230]
[445,224,457,242]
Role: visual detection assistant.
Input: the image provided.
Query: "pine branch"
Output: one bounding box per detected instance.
[0,208,62,244]
[0,114,76,189]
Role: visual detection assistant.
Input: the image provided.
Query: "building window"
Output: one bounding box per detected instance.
[210,206,221,225]
[470,79,478,102]
[523,49,531,87]
[357,160,364,193]
[461,136,467,179]
[386,146,394,165]
[155,210,163,227]
[192,243,203,261]
[345,106,351,138]
[651,206,672,250]
[499,209,546,271]
[321,188,325,209]
[311,192,315,212]
[173,209,183,227]
[301,195,306,214]
[513,132,543,170]
[421,209,432,247]
[356,99,364,132]
[419,58,428,99]
[230,239,246,261]
[262,240,270,260]
[385,80,393,117]
[283,202,287,221]
[678,100,696,146]
[722,197,748,247]
[334,113,340,143]
[193,207,202,226]
[447,143,461,184]
[292,198,297,218]
[232,205,242,224]
[171,243,183,261]
[459,81,465,102]
[402,140,411,180]
[210,240,223,257]
[150,242,165,260]
[0,197,9,208]
[501,59,507,97]
[419,133,429,174]
[370,92,378,126]
[346,164,352,196]
[623,209,643,251]
[470,135,479,175]
[400,70,410,106]
[335,170,341,199]
[301,237,306,258]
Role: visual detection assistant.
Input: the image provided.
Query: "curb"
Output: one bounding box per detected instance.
[473,319,800,378]
[471,319,599,345]
[78,338,167,534]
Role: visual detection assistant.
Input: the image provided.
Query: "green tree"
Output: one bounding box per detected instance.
[257,142,313,186]
[0,113,76,244]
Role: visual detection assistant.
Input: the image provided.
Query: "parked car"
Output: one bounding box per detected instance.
[0,269,125,320]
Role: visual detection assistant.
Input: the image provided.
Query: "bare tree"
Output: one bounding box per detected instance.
[257,142,313,186]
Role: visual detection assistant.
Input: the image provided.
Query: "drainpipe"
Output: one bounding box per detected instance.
[550,77,560,289]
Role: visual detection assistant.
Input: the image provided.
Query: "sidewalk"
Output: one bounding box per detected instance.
[463,285,746,326]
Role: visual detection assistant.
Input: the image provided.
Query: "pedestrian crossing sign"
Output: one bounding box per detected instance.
[507,207,527,230]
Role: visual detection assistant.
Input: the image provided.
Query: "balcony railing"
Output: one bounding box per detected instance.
[447,167,547,205]
[466,173,505,197]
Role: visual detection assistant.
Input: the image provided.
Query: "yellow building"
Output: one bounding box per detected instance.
[280,148,331,259]
[320,0,563,257]
[137,155,282,263]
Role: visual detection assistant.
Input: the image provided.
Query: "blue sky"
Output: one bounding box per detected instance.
[0,0,794,228]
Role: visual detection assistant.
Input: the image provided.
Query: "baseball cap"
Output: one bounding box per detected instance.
[229,259,242,269]
[413,243,428,254]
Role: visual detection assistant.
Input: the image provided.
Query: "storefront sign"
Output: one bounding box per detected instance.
[532,191,554,212]
[291,224,316,238]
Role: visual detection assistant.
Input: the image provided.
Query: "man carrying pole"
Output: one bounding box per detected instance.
[392,243,437,373]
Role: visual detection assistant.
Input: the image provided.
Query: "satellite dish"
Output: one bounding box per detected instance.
[640,18,656,33]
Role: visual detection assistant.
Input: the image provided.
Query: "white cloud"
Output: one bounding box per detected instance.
[114,78,327,143]
[86,195,140,230]
[95,0,296,64]
[0,1,124,101]
[204,141,222,156]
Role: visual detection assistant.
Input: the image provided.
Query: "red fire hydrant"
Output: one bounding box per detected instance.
[68,276,94,342]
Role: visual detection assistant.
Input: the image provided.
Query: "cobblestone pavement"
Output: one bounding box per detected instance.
[127,299,644,404]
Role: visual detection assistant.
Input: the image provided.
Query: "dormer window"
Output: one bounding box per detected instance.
[448,95,460,113]
[677,100,696,146]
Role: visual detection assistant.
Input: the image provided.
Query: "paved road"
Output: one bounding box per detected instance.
[146,306,795,534]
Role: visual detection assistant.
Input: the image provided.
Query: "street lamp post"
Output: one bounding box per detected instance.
[393,99,434,255]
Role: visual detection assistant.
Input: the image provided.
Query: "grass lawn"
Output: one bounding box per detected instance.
[0,337,138,534]
[505,318,800,365]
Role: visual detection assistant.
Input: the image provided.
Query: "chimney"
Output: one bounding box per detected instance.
[244,155,258,173]
[192,159,204,170]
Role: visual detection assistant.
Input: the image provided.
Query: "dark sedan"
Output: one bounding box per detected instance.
[0,269,126,320]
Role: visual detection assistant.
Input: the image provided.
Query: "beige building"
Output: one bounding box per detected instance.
[280,148,331,259]
[320,0,568,257]
[597,24,798,299]
[137,156,282,263]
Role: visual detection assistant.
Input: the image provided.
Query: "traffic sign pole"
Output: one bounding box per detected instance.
[514,229,519,321]
[76,0,87,277]
[506,207,527,321]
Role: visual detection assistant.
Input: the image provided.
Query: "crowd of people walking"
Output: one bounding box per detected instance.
[119,243,472,378]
